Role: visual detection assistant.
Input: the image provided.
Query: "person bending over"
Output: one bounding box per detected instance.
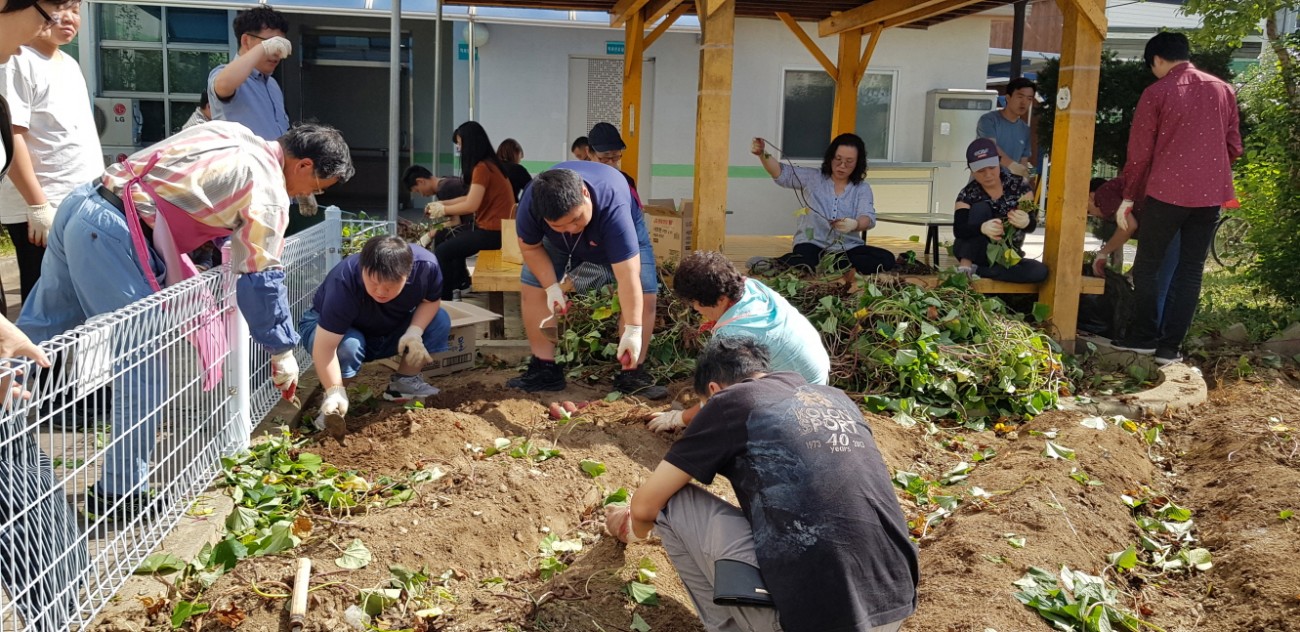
[606,337,918,632]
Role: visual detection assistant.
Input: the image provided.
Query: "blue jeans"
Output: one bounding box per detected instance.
[298,308,452,378]
[18,184,168,497]
[520,214,658,294]
[1153,232,1180,327]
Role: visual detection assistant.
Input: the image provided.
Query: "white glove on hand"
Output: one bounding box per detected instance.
[424,200,446,221]
[604,503,649,544]
[315,385,349,430]
[831,217,858,233]
[544,283,566,316]
[417,229,435,249]
[980,219,1004,240]
[260,35,292,60]
[1116,200,1134,232]
[1091,255,1108,278]
[1007,209,1030,229]
[1008,161,1030,178]
[398,326,432,367]
[27,202,54,247]
[648,409,685,433]
[617,325,643,369]
[270,350,299,395]
[297,194,319,217]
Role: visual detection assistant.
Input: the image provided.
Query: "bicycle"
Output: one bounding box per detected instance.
[1210,202,1252,269]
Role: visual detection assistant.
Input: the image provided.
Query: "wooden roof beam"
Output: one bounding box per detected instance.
[644,0,687,24]
[882,0,988,29]
[610,0,652,27]
[776,11,838,77]
[855,24,884,84]
[819,0,949,37]
[1058,0,1107,39]
[644,2,691,48]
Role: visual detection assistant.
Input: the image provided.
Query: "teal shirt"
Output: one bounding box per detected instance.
[714,278,830,385]
[976,109,1032,162]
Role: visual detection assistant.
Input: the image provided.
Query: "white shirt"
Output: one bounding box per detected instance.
[0,46,103,224]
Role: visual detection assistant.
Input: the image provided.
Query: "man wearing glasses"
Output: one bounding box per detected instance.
[587,122,642,209]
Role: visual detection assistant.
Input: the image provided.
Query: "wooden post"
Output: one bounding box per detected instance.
[1040,0,1105,351]
[622,9,646,181]
[831,28,862,137]
[690,0,735,252]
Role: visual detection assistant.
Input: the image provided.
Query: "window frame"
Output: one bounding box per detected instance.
[776,65,900,165]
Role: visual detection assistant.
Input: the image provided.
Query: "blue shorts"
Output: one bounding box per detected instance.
[298,307,452,378]
[520,214,659,294]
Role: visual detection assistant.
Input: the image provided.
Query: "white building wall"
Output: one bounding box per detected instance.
[469,16,992,236]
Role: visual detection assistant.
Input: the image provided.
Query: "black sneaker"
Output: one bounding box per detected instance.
[1154,348,1183,366]
[613,367,669,401]
[83,486,151,524]
[506,358,566,393]
[1111,338,1156,355]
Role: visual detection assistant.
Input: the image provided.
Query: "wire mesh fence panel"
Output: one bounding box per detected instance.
[0,207,384,630]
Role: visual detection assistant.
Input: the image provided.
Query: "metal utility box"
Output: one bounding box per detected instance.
[923,89,999,212]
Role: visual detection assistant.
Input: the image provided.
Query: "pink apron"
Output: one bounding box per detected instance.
[119,152,236,391]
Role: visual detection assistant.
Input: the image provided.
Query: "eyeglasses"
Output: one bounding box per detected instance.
[32,2,56,27]
[311,174,324,196]
[594,151,623,166]
[832,157,856,167]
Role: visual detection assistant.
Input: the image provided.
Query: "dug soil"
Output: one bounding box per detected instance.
[97,366,1300,632]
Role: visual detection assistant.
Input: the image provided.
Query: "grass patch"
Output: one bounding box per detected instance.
[0,227,13,257]
[1188,268,1299,344]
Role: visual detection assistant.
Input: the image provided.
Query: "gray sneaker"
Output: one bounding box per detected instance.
[384,374,440,402]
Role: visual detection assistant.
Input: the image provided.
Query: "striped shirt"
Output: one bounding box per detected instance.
[102,121,289,274]
[774,164,876,252]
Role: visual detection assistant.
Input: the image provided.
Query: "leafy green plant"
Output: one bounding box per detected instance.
[483,436,562,462]
[359,565,457,621]
[538,534,583,580]
[1116,487,1212,576]
[1013,566,1148,632]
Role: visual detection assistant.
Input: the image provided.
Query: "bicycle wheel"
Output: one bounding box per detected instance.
[1211,215,1252,269]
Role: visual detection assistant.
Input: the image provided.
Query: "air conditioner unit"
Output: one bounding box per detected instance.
[93,97,138,147]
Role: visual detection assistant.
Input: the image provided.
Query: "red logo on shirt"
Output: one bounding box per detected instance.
[114,103,126,116]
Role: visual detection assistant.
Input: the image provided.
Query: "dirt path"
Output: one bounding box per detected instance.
[93,368,1300,632]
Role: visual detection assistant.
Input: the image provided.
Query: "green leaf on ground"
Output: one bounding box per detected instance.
[1005,534,1027,549]
[1109,545,1139,571]
[624,581,660,606]
[1031,302,1051,323]
[1280,510,1294,521]
[637,557,658,583]
[603,487,630,506]
[335,539,373,569]
[1080,416,1108,430]
[212,538,248,571]
[171,601,210,629]
[1042,441,1077,460]
[135,553,187,575]
[580,459,607,478]
[631,613,652,632]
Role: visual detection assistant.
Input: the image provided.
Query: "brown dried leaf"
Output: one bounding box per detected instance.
[214,602,247,628]
[136,595,169,616]
[292,515,313,538]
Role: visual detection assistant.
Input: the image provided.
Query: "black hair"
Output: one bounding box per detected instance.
[1005,77,1038,96]
[528,169,585,222]
[571,136,590,152]
[1,0,76,14]
[359,235,413,282]
[198,90,210,109]
[497,138,523,164]
[402,165,432,191]
[693,337,771,396]
[232,5,288,40]
[1144,31,1190,68]
[821,133,868,185]
[1089,177,1108,193]
[279,123,355,182]
[453,120,503,185]
[674,251,746,308]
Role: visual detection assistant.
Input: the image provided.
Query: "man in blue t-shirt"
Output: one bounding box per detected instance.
[976,77,1037,180]
[507,161,667,400]
[607,337,918,632]
[298,236,451,437]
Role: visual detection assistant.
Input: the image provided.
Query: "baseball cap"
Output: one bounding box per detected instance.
[588,122,627,153]
[966,138,1000,172]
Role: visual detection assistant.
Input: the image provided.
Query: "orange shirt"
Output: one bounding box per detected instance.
[471,161,513,231]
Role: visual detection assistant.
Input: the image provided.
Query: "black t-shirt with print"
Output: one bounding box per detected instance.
[664,372,919,631]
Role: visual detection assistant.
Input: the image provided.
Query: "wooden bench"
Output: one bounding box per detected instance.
[470,249,521,339]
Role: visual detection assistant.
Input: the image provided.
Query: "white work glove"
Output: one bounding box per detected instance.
[980,219,1004,240]
[260,35,292,60]
[297,194,318,217]
[831,217,858,233]
[545,283,567,316]
[1091,254,1108,277]
[424,200,446,221]
[27,202,54,247]
[417,229,435,249]
[270,350,299,396]
[313,385,349,430]
[604,502,650,544]
[1116,200,1134,232]
[648,409,685,433]
[617,325,643,369]
[1007,209,1030,229]
[398,326,432,368]
[1008,161,1030,178]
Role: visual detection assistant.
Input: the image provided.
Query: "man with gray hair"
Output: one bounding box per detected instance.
[508,161,666,399]
[17,121,354,519]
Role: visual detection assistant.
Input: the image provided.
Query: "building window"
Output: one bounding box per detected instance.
[98,4,230,142]
[780,69,896,162]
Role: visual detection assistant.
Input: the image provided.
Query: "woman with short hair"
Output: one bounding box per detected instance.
[496,137,532,201]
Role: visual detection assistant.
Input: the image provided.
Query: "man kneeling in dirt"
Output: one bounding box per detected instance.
[607,337,919,632]
[298,235,451,436]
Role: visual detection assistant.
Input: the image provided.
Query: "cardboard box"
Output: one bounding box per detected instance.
[644,199,691,268]
[379,301,502,377]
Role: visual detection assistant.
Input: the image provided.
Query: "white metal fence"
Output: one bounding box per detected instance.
[0,208,389,631]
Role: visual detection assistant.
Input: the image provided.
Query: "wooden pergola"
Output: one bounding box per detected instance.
[450,0,1106,348]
